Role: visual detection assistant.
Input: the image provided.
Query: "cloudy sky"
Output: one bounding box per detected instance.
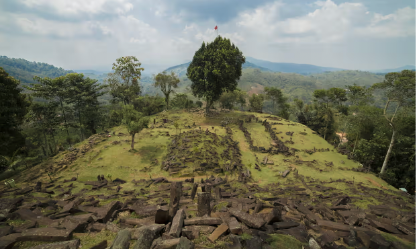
[0,0,415,74]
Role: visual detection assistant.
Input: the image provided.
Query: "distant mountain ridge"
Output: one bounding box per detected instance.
[245,57,345,74]
[164,61,272,77]
[369,65,416,74]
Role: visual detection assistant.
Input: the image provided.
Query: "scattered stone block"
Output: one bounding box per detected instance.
[181,225,215,240]
[317,219,350,231]
[208,223,228,242]
[309,238,321,249]
[227,217,242,235]
[176,236,195,249]
[155,207,170,224]
[110,229,131,249]
[0,233,21,249]
[229,208,265,229]
[184,217,222,226]
[33,239,80,249]
[272,221,300,230]
[90,240,107,249]
[20,228,72,242]
[169,182,183,218]
[170,209,185,238]
[152,238,181,249]
[0,226,13,237]
[131,224,165,247]
[197,192,211,217]
[369,234,391,249]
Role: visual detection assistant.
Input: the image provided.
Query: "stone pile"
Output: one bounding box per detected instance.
[0,171,415,249]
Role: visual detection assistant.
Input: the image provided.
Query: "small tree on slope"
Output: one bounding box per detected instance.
[122,105,149,150]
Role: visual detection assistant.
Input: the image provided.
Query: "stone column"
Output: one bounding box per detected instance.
[169,181,183,218]
[197,192,211,217]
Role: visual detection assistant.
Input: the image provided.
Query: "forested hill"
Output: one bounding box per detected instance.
[0,56,74,85]
[310,70,385,89]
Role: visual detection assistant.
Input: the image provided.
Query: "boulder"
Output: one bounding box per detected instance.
[229,208,265,229]
[369,234,391,249]
[176,237,195,249]
[0,233,21,249]
[132,224,165,248]
[227,217,243,235]
[0,226,13,237]
[110,229,131,249]
[309,238,321,249]
[151,238,181,249]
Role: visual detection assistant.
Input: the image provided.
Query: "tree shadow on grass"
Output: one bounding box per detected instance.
[137,145,165,164]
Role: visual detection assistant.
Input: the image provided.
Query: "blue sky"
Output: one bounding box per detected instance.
[0,0,415,73]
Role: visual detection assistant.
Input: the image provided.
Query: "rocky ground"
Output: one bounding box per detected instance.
[0,110,415,249]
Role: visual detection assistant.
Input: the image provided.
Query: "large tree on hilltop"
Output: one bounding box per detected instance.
[0,67,30,157]
[153,71,180,110]
[187,36,245,114]
[106,56,144,105]
[372,70,415,176]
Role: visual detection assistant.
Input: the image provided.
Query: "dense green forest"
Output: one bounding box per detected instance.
[0,51,415,193]
[0,56,74,85]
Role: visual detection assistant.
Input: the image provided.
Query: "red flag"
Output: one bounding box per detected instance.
[214,25,218,30]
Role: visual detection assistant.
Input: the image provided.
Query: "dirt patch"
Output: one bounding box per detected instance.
[247,83,265,96]
[336,132,348,143]
[365,177,388,190]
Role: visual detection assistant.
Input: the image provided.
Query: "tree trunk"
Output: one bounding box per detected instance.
[78,102,84,141]
[43,131,49,157]
[380,129,397,175]
[131,133,135,150]
[51,131,57,154]
[59,100,70,139]
[165,94,170,110]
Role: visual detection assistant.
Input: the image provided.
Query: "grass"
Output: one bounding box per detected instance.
[381,232,416,249]
[73,230,117,249]
[241,233,252,240]
[3,109,408,213]
[6,219,27,227]
[266,234,305,249]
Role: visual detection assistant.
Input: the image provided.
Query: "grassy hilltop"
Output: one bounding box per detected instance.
[1,109,414,249]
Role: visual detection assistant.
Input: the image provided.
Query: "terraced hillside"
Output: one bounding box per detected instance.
[0,109,415,249]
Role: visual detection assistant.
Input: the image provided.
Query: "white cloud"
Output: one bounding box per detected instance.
[356,7,415,38]
[20,0,133,16]
[234,0,415,44]
[14,15,112,38]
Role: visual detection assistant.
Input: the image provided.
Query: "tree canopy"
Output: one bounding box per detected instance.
[187,36,245,113]
[0,67,30,156]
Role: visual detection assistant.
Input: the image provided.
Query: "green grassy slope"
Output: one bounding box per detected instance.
[9,109,401,200]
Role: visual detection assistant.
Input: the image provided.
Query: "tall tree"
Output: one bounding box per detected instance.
[327,87,347,107]
[0,67,30,156]
[26,102,60,155]
[264,87,286,111]
[26,75,72,139]
[122,105,149,150]
[153,71,180,110]
[187,36,245,114]
[372,70,415,175]
[106,56,144,105]
[65,73,106,139]
[346,84,373,106]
